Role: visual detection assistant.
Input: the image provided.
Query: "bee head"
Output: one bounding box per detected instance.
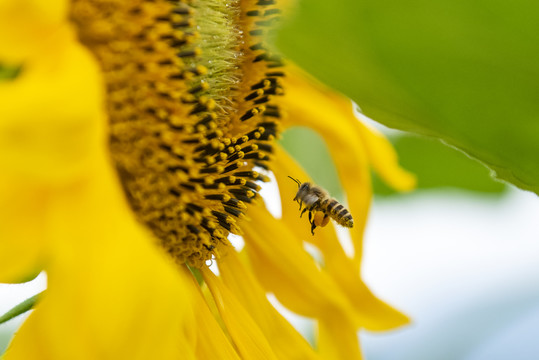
[298,182,311,192]
[288,176,309,201]
[296,182,312,200]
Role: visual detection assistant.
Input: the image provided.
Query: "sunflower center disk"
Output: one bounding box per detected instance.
[70,0,284,267]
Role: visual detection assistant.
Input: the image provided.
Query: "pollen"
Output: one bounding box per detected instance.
[313,211,330,227]
[70,0,284,267]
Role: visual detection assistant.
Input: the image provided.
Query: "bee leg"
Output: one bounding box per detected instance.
[308,211,317,235]
[310,220,317,235]
[300,207,308,218]
[298,201,303,211]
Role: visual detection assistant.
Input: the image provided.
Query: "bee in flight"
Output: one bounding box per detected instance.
[288,176,354,235]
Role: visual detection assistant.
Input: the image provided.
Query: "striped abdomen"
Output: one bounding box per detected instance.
[322,198,354,228]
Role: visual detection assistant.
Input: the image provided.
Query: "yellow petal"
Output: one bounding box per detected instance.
[0,0,68,63]
[5,153,196,360]
[242,206,360,325]
[354,120,416,191]
[0,177,47,283]
[218,250,320,360]
[0,37,104,183]
[0,38,104,282]
[315,231,409,331]
[201,267,279,360]
[318,315,363,360]
[185,273,241,360]
[281,66,372,268]
[338,107,416,192]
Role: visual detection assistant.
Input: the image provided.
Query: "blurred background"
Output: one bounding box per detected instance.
[2,119,538,359]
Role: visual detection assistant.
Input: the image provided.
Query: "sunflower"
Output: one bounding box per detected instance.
[0,0,416,358]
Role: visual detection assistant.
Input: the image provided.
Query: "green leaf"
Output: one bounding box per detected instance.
[373,135,506,195]
[277,0,539,194]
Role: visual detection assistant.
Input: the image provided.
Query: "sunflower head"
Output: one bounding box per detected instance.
[69,0,284,267]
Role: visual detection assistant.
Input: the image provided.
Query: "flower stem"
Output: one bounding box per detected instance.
[0,291,44,325]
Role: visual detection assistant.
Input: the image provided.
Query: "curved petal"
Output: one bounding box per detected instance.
[353,119,416,192]
[0,0,68,63]
[281,65,415,191]
[280,67,372,268]
[242,206,361,326]
[0,39,104,282]
[316,228,409,331]
[5,155,197,360]
[218,250,320,360]
[201,268,279,360]
[276,66,412,328]
[186,273,241,360]
[318,315,363,360]
[281,64,415,192]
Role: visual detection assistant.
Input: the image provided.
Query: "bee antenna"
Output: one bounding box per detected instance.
[287,176,302,188]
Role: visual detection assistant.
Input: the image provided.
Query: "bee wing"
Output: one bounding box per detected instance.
[303,193,320,206]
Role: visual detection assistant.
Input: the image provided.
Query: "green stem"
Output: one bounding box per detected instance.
[0,291,44,325]
[187,265,205,286]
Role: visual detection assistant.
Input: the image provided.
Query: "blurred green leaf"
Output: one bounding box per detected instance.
[281,127,505,195]
[277,0,539,194]
[373,134,506,195]
[0,64,21,80]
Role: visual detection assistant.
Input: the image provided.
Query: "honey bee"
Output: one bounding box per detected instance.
[288,176,354,235]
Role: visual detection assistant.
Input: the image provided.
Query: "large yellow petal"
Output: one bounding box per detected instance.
[0,0,68,63]
[5,154,197,360]
[0,37,103,183]
[201,268,279,360]
[218,250,320,360]
[0,38,104,282]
